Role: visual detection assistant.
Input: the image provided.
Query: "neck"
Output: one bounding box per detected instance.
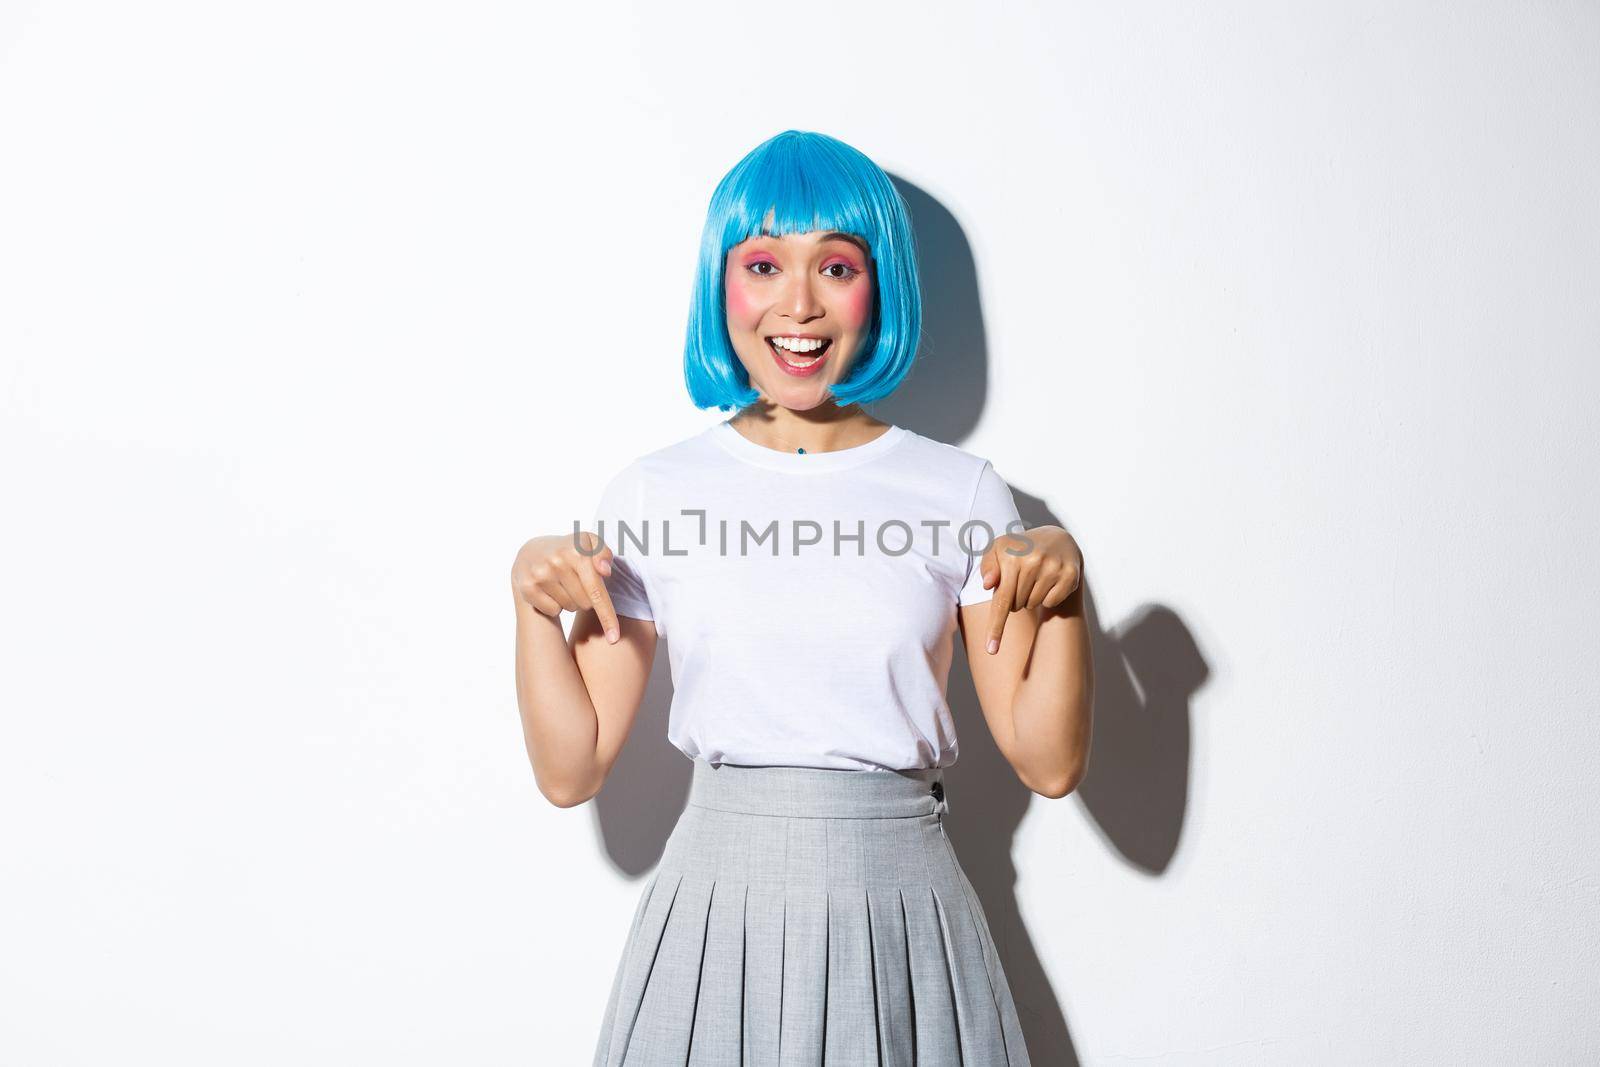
[729,404,888,454]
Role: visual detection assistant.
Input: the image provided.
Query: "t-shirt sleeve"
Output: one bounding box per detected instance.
[591,464,655,621]
[957,460,1025,606]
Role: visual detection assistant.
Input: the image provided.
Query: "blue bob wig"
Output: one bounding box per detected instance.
[683,130,923,411]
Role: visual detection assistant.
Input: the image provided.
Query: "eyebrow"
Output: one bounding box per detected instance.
[819,231,870,255]
[752,230,870,256]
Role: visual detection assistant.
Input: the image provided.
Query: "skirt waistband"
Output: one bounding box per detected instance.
[686,757,948,819]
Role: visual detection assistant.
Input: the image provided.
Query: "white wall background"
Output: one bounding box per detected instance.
[3,1,1596,1063]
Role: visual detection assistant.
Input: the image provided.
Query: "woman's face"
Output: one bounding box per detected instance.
[723,228,874,410]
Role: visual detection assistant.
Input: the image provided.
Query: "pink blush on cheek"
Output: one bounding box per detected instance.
[725,279,753,320]
[837,280,873,328]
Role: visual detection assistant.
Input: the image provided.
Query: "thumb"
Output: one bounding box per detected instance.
[582,531,614,576]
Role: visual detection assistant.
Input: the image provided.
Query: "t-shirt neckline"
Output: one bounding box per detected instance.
[710,420,910,472]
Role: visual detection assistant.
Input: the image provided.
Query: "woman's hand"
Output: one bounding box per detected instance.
[975,524,1083,654]
[510,531,622,643]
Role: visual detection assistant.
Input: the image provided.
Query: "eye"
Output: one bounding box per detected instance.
[822,262,861,280]
[747,260,779,276]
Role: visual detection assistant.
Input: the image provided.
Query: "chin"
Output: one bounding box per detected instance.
[757,389,831,412]
[739,368,842,409]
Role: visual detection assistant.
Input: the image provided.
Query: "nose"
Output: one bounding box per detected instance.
[779,267,824,322]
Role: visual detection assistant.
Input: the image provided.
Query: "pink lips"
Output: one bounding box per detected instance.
[766,338,830,378]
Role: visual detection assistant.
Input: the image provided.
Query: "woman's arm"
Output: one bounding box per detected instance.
[511,535,657,807]
[957,528,1094,798]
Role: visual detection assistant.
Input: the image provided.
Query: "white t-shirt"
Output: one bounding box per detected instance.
[589,420,1024,772]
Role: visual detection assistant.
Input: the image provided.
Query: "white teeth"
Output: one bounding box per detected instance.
[770,336,827,353]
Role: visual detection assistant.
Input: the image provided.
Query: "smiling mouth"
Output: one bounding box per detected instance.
[765,336,832,367]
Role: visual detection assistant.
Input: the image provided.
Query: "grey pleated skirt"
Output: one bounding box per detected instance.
[592,757,1032,1066]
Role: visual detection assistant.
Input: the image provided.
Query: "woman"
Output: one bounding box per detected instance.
[510,130,1094,1065]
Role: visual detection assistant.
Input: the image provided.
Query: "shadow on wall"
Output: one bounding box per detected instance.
[589,174,1213,1067]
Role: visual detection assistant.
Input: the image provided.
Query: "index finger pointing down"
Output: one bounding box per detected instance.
[986,563,1016,654]
[578,534,620,642]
